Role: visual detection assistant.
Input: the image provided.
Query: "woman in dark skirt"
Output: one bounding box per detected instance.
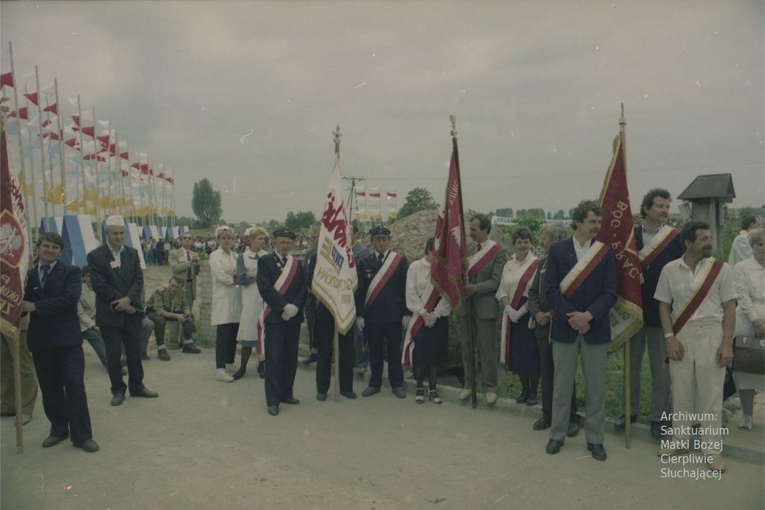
[496,226,541,405]
[402,238,451,404]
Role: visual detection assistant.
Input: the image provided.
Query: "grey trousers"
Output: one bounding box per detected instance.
[622,325,671,421]
[459,314,499,392]
[550,335,606,444]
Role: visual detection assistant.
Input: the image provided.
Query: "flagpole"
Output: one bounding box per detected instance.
[619,104,633,449]
[53,78,67,214]
[31,71,51,226]
[22,99,40,239]
[332,124,341,403]
[450,115,477,408]
[75,96,85,216]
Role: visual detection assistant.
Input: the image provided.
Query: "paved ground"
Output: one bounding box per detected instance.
[2,342,763,510]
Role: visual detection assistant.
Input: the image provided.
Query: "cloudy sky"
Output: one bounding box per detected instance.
[2,1,763,224]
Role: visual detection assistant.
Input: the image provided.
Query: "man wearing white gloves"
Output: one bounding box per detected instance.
[355,226,410,398]
[257,227,307,416]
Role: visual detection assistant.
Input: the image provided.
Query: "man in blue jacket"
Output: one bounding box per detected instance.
[21,232,98,452]
[544,200,617,461]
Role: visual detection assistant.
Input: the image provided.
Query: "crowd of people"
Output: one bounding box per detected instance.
[2,192,762,475]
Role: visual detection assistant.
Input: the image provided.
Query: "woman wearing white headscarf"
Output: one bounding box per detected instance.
[209,226,242,382]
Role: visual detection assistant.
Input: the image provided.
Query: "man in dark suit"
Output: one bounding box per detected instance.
[21,232,98,452]
[458,214,508,406]
[544,200,617,462]
[616,188,684,437]
[257,227,307,416]
[527,222,580,435]
[355,226,409,399]
[87,215,158,406]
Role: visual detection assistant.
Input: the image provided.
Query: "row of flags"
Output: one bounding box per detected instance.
[0,44,176,237]
[352,187,398,223]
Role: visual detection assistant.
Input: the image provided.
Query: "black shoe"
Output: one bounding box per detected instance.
[415,387,425,404]
[42,434,69,448]
[316,392,327,401]
[131,388,159,398]
[257,362,266,379]
[158,349,171,361]
[533,417,551,431]
[614,414,637,429]
[141,351,150,361]
[587,443,607,461]
[362,386,381,397]
[392,387,406,399]
[567,418,581,438]
[73,439,99,453]
[428,389,442,404]
[340,390,357,399]
[282,397,300,405]
[111,393,125,407]
[515,392,529,404]
[526,393,538,406]
[267,405,279,416]
[232,369,246,381]
[182,344,201,354]
[650,421,663,439]
[546,439,564,454]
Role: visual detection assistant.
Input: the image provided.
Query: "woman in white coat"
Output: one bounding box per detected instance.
[210,226,242,382]
[733,228,765,430]
[232,227,269,380]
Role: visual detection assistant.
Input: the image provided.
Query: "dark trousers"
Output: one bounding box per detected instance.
[535,325,578,422]
[32,345,93,443]
[366,321,404,389]
[148,312,193,346]
[315,319,353,394]
[215,323,239,369]
[81,328,109,370]
[101,319,145,396]
[263,323,300,407]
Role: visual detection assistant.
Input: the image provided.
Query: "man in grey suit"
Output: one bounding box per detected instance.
[169,232,200,315]
[87,215,158,407]
[458,214,508,406]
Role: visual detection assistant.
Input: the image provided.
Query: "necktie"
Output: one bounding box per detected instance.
[282,256,288,265]
[185,250,192,280]
[378,253,384,265]
[40,264,51,287]
[476,243,482,253]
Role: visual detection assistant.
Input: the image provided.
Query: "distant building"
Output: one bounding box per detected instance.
[677,173,735,252]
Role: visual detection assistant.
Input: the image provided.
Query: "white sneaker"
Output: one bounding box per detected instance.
[739,415,753,430]
[486,392,498,405]
[215,369,234,383]
[458,388,471,401]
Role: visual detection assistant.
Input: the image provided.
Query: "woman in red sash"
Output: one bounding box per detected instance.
[496,227,540,405]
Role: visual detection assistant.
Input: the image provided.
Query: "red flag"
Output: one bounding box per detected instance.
[23,92,38,106]
[386,191,397,199]
[72,114,80,126]
[0,72,14,89]
[120,151,129,160]
[43,103,58,115]
[8,107,28,120]
[431,140,467,309]
[96,135,110,147]
[64,138,79,149]
[596,133,643,350]
[355,188,365,197]
[369,191,380,198]
[0,122,30,339]
[81,126,95,137]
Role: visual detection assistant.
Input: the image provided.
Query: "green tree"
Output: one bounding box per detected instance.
[285,211,317,232]
[398,187,439,219]
[495,207,514,219]
[554,209,565,220]
[513,212,547,245]
[191,179,222,228]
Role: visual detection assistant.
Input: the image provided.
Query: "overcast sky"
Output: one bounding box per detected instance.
[2,1,763,224]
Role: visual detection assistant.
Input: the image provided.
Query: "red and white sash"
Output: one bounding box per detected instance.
[401,288,441,367]
[468,241,501,280]
[257,255,298,356]
[639,225,680,269]
[500,258,539,367]
[560,241,610,299]
[364,252,404,313]
[671,258,724,335]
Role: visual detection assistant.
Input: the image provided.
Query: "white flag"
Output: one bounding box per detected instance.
[313,157,358,334]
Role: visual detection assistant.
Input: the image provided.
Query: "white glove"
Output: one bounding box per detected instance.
[506,305,523,323]
[402,315,412,328]
[418,308,428,317]
[283,303,298,319]
[281,311,291,321]
[356,317,365,330]
[424,312,437,328]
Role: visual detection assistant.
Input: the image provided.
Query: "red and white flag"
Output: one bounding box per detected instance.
[313,157,358,334]
[0,121,30,340]
[597,132,643,351]
[431,138,467,309]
